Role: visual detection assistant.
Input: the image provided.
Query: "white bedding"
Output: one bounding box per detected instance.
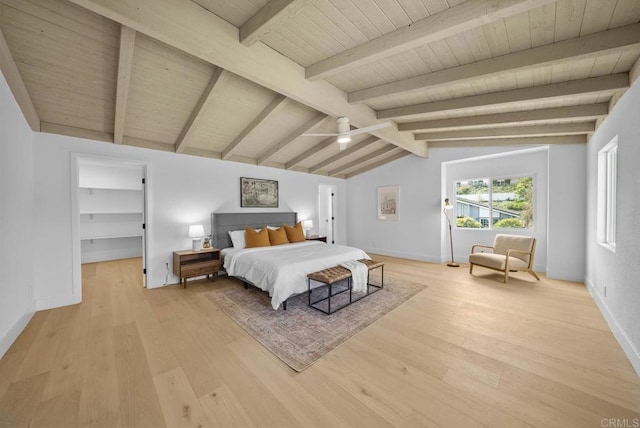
[223,241,370,309]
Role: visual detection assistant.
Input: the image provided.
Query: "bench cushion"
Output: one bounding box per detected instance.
[307,259,383,285]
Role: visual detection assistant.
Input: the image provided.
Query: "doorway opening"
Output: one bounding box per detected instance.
[318,184,335,244]
[71,155,149,300]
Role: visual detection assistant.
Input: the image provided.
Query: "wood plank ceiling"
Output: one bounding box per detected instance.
[1,0,639,178]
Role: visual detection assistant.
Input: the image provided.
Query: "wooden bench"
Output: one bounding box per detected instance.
[306,259,384,314]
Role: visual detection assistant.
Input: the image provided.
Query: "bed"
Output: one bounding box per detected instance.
[211,212,370,309]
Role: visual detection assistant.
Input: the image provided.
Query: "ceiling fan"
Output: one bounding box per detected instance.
[302,117,392,150]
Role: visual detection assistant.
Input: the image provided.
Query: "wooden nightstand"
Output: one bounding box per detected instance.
[173,248,220,288]
[306,235,327,243]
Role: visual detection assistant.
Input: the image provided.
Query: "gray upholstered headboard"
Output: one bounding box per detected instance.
[211,212,298,249]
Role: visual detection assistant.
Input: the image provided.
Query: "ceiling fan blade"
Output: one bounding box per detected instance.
[301,133,339,137]
[348,122,393,137]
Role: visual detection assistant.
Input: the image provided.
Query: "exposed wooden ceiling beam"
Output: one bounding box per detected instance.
[305,0,556,81]
[123,136,175,152]
[182,147,222,159]
[257,112,327,165]
[631,56,640,85]
[0,28,40,131]
[329,145,398,176]
[398,104,609,131]
[415,122,595,141]
[67,0,426,157]
[428,135,587,148]
[114,26,136,144]
[345,151,410,179]
[285,135,336,170]
[350,23,640,103]
[240,0,312,46]
[40,122,112,143]
[378,74,629,119]
[175,68,229,153]
[222,94,288,160]
[309,136,379,173]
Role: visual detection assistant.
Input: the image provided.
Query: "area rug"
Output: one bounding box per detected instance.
[206,275,426,371]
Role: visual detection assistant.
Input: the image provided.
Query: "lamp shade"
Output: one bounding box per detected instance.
[444,198,453,210]
[188,224,204,238]
[302,220,313,229]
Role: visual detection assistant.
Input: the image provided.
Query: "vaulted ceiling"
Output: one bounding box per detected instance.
[1,0,639,178]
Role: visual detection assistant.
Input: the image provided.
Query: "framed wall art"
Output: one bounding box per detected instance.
[240,177,279,208]
[377,185,399,220]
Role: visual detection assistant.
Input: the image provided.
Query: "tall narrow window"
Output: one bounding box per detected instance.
[598,136,618,251]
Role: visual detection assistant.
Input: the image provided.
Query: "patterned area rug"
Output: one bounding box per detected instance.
[206,274,426,371]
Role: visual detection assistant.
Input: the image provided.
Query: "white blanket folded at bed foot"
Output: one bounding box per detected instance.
[340,260,367,293]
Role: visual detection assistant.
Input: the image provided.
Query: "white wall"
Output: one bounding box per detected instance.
[585,78,640,374]
[442,147,548,272]
[31,132,347,309]
[0,72,36,358]
[547,144,586,281]
[346,144,586,281]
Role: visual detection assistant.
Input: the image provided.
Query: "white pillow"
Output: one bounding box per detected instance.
[228,230,246,249]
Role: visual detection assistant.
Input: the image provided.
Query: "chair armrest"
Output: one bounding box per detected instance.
[471,244,494,254]
[505,249,533,257]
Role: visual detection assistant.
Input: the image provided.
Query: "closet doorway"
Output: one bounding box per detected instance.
[73,155,148,289]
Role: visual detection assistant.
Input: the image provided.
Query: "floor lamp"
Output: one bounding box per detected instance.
[443,198,460,267]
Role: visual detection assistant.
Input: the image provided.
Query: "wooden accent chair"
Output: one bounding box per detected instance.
[469,234,540,283]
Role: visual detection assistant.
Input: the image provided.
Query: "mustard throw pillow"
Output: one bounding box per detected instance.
[245,227,270,248]
[267,226,289,246]
[284,222,305,243]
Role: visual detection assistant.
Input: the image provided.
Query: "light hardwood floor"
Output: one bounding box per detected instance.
[1,256,639,427]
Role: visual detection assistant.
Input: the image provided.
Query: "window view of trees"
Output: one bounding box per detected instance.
[455,176,534,229]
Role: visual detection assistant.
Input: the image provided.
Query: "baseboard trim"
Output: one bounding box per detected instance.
[585,277,640,376]
[36,293,81,311]
[0,300,36,359]
[546,268,583,282]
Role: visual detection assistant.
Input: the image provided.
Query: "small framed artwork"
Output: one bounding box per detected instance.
[241,177,279,208]
[377,185,399,220]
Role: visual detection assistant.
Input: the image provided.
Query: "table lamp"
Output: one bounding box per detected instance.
[302,220,313,238]
[189,224,205,251]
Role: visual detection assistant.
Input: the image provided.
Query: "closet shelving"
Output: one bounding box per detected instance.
[78,163,144,264]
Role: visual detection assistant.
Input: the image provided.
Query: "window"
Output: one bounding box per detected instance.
[597,136,617,251]
[455,175,534,229]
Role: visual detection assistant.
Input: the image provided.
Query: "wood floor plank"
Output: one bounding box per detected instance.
[173,301,301,427]
[113,321,166,427]
[443,368,589,428]
[198,384,257,428]
[229,338,348,427]
[0,372,50,427]
[1,256,639,426]
[296,368,395,428]
[152,296,224,398]
[13,308,66,382]
[130,298,180,377]
[152,367,210,428]
[41,303,91,401]
[77,313,120,427]
[319,345,486,428]
[346,335,535,428]
[31,390,81,428]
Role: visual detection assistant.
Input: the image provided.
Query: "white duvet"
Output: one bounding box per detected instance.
[223,241,370,309]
